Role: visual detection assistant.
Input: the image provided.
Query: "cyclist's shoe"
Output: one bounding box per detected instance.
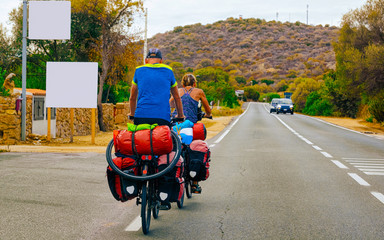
[159,202,171,210]
[191,184,202,194]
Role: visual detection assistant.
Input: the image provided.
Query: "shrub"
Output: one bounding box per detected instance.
[303,91,333,116]
[261,92,280,102]
[369,93,384,123]
[244,86,260,101]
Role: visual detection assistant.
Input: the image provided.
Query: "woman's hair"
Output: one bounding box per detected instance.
[181,74,196,87]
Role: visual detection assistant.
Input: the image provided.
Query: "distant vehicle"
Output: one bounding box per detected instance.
[284,92,292,99]
[276,98,294,115]
[269,98,280,113]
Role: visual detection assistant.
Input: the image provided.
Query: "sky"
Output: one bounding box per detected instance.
[1,0,367,38]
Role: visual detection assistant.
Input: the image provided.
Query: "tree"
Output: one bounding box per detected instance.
[333,0,384,119]
[72,0,143,131]
[244,86,260,101]
[291,78,321,112]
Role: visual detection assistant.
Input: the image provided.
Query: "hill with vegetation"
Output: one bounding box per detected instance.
[148,17,339,83]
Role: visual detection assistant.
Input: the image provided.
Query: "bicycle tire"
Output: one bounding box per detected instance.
[177,190,184,208]
[141,182,151,234]
[185,180,192,199]
[106,130,182,181]
[151,180,160,219]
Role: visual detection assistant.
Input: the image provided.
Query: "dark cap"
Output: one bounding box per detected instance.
[146,48,162,59]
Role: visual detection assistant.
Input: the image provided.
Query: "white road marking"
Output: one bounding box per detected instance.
[312,145,322,151]
[209,144,216,148]
[125,215,141,231]
[343,158,384,161]
[348,173,370,186]
[344,158,384,175]
[312,117,363,135]
[320,151,333,158]
[371,192,384,205]
[350,163,384,166]
[364,172,384,176]
[331,160,349,169]
[214,129,230,144]
[214,102,251,144]
[358,168,384,172]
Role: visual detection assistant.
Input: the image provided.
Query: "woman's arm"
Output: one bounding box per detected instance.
[171,86,185,118]
[199,90,212,117]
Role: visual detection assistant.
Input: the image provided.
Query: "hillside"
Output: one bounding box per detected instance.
[148,17,339,82]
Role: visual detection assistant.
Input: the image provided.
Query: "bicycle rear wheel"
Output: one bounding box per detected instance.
[151,181,160,219]
[177,190,184,208]
[141,182,151,234]
[185,180,192,199]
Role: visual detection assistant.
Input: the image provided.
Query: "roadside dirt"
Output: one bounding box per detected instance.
[1,115,383,153]
[316,116,384,136]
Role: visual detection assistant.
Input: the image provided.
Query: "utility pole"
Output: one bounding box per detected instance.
[306,4,309,25]
[143,8,148,64]
[21,0,28,141]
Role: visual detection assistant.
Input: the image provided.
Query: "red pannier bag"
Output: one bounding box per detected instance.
[106,156,140,202]
[113,125,173,155]
[192,122,207,140]
[157,152,184,203]
[188,140,210,181]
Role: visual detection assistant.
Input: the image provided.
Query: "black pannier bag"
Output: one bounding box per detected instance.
[188,140,210,181]
[106,155,140,202]
[157,152,184,204]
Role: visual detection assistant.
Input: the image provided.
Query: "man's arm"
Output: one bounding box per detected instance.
[129,84,138,117]
[170,86,185,119]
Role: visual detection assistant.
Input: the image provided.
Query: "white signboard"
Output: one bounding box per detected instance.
[46,62,98,108]
[29,1,71,40]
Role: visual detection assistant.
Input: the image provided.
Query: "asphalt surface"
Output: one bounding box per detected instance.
[1,102,384,239]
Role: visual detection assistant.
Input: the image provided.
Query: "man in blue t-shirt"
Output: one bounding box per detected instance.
[129,48,184,126]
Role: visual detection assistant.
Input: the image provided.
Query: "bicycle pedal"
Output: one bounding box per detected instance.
[136,198,141,205]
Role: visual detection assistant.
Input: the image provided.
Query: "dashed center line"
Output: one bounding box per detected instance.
[348,173,371,186]
[371,192,384,204]
[320,151,333,158]
[331,160,349,169]
[312,145,322,151]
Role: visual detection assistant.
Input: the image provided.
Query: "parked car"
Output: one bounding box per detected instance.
[270,98,280,113]
[276,98,294,114]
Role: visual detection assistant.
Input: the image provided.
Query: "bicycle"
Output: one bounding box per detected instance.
[106,119,183,235]
[180,113,212,199]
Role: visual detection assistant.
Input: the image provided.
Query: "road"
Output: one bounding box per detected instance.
[1,102,384,239]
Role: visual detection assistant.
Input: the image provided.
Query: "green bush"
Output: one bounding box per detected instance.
[303,91,333,116]
[261,92,280,102]
[369,93,384,123]
[244,86,260,101]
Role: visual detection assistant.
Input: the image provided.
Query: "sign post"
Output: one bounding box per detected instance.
[21,0,28,141]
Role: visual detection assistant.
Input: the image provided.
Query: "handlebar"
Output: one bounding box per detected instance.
[106,130,182,181]
[171,117,185,124]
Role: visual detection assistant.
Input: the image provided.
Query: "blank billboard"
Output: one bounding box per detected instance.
[29,1,71,40]
[46,62,98,108]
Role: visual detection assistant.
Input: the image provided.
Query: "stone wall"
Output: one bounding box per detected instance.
[0,94,33,144]
[102,103,115,131]
[56,108,99,138]
[114,102,130,125]
[55,103,117,138]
